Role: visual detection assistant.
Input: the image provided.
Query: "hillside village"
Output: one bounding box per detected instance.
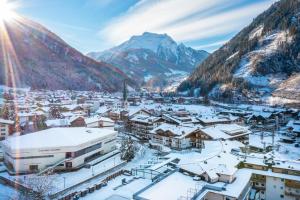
[0,87,299,200]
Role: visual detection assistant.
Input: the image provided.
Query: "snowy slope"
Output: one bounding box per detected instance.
[179,0,300,105]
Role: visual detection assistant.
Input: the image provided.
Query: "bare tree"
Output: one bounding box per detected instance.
[18,174,56,200]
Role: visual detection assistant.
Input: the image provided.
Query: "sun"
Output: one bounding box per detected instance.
[0,0,16,22]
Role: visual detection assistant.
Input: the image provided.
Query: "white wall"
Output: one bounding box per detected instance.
[3,132,117,173]
[266,176,285,200]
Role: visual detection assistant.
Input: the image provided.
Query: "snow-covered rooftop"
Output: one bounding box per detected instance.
[2,128,116,151]
[85,116,114,124]
[200,124,250,139]
[137,172,196,200]
[150,123,201,138]
[0,118,14,125]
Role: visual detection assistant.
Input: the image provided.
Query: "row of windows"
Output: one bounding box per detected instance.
[73,142,102,158]
[6,153,54,160]
[104,139,116,144]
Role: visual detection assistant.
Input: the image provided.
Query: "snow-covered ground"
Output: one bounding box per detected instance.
[52,155,124,192]
[0,182,20,200]
[234,30,293,86]
[82,175,151,200]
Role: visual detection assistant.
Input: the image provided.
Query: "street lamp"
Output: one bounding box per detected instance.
[63,177,66,189]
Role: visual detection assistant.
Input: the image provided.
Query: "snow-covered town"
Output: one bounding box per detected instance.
[0,86,299,200]
[0,0,300,199]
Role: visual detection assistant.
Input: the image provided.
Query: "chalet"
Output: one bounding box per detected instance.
[198,124,250,143]
[107,109,121,121]
[0,118,15,140]
[61,104,85,114]
[85,116,114,130]
[286,120,300,137]
[247,112,273,124]
[197,115,240,126]
[129,115,164,139]
[95,106,110,116]
[248,133,273,152]
[150,123,203,149]
[17,111,46,124]
[46,119,70,128]
[69,116,86,127]
[129,109,152,118]
[34,106,50,117]
[127,96,141,106]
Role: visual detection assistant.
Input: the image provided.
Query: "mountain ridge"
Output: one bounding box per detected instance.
[0,16,135,92]
[178,0,300,105]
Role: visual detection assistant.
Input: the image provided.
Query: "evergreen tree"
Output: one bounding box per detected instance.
[120,137,135,162]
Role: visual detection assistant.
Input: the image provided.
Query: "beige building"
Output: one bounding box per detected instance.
[2,127,117,174]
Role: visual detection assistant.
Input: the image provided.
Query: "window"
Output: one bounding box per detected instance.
[66,152,72,158]
[104,139,116,144]
[66,162,72,168]
[280,194,284,198]
[29,165,38,171]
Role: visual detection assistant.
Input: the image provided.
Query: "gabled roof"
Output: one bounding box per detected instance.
[69,116,85,123]
[130,114,161,124]
[85,116,114,124]
[200,124,250,140]
[150,123,201,139]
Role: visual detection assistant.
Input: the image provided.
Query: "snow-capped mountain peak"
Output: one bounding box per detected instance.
[87,32,209,91]
[117,32,177,54]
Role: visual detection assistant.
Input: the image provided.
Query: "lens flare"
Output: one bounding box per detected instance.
[0,0,16,22]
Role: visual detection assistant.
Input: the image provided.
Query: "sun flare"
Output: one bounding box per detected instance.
[0,0,16,22]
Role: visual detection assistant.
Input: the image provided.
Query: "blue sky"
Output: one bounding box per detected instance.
[14,0,276,54]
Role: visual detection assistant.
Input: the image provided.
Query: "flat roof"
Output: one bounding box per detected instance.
[0,118,14,125]
[2,128,116,151]
[138,172,196,200]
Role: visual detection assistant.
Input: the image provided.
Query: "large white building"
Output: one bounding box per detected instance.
[2,127,117,173]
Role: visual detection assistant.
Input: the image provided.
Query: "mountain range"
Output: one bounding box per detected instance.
[178,0,300,105]
[88,32,209,91]
[0,17,133,92]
